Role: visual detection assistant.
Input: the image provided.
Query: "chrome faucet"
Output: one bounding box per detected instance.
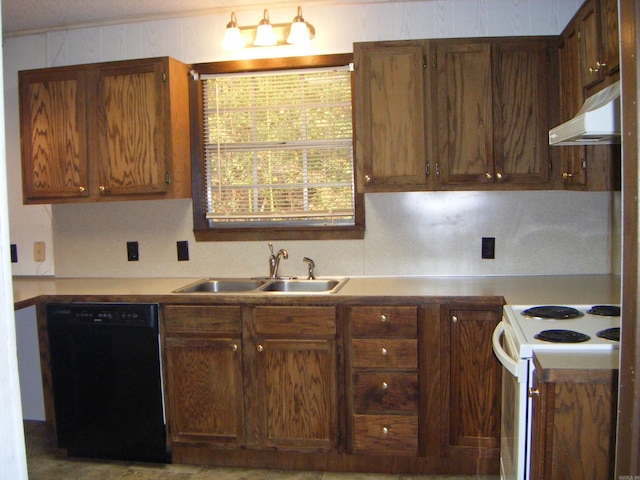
[303,257,316,279]
[268,243,288,278]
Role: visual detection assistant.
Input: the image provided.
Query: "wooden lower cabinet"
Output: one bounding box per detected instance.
[162,304,339,457]
[437,303,503,469]
[347,305,419,456]
[252,306,338,452]
[529,353,618,479]
[162,306,244,447]
[161,300,503,475]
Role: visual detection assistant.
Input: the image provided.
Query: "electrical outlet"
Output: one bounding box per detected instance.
[177,241,189,261]
[127,241,139,261]
[482,237,495,259]
[10,244,18,263]
[33,241,45,262]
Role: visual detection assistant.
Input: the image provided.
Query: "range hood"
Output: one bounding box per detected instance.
[549,80,621,146]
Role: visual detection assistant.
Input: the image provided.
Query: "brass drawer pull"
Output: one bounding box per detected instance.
[382,426,389,435]
[381,347,388,356]
[382,381,389,390]
[380,314,387,322]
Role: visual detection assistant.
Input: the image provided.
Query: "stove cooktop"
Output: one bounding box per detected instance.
[503,304,621,357]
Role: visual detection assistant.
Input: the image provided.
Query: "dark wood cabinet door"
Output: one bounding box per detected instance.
[440,305,502,454]
[578,0,604,88]
[492,40,550,185]
[93,59,169,196]
[19,68,89,201]
[434,41,493,185]
[558,25,587,187]
[253,306,338,452]
[164,336,244,446]
[354,42,428,191]
[600,0,620,76]
[162,306,244,447]
[529,363,617,479]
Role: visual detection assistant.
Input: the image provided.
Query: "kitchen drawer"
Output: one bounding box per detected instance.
[163,305,242,335]
[352,414,418,455]
[351,306,417,338]
[254,306,336,336]
[352,372,418,412]
[351,339,417,369]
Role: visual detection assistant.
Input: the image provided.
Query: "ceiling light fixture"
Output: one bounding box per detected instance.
[221,6,315,50]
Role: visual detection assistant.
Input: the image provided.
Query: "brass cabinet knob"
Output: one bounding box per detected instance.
[382,426,389,435]
[231,344,238,352]
[78,186,85,193]
[496,172,503,180]
[257,344,264,352]
[381,347,388,356]
[382,381,389,390]
[451,315,458,323]
[364,175,371,184]
[485,172,493,179]
[99,185,106,193]
[528,388,540,397]
[380,314,387,323]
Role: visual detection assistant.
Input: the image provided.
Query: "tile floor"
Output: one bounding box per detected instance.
[24,421,499,480]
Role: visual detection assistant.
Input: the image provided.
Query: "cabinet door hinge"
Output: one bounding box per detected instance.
[162,72,167,83]
[165,171,171,184]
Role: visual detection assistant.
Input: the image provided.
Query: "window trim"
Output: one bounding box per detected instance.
[189,53,364,241]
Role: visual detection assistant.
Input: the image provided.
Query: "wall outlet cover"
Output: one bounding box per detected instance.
[127,241,139,261]
[482,237,495,259]
[177,241,189,261]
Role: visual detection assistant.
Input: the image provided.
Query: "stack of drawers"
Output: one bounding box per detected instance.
[349,306,419,455]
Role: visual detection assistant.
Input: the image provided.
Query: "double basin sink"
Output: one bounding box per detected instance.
[173,277,348,294]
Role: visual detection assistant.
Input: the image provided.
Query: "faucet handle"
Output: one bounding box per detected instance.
[303,257,316,280]
[268,242,274,255]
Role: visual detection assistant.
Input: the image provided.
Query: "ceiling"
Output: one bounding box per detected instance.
[0,0,328,36]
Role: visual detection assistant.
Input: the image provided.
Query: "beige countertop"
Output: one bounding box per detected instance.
[12,274,621,310]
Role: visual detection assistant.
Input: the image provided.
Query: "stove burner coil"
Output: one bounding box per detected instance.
[522,306,583,320]
[534,329,591,343]
[596,327,620,341]
[587,305,621,317]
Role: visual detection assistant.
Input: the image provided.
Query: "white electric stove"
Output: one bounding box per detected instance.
[492,303,620,480]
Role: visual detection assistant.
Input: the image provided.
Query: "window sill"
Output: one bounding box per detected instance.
[194,225,365,242]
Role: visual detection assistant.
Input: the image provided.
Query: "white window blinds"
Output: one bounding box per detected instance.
[201,65,355,227]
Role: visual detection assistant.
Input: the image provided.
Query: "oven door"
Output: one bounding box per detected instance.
[492,321,532,480]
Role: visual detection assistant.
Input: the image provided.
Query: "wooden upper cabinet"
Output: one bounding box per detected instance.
[433,38,551,187]
[354,41,429,192]
[492,41,550,185]
[19,57,191,204]
[578,0,619,89]
[434,41,493,186]
[558,25,587,187]
[600,0,620,75]
[93,60,169,196]
[19,68,89,200]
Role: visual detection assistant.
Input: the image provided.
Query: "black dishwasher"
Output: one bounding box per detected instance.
[47,303,169,463]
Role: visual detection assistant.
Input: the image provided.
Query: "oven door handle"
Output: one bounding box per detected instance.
[492,321,526,381]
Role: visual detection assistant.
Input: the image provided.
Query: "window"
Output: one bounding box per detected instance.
[190,54,364,241]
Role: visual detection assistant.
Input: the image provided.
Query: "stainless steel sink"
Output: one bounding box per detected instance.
[173,278,268,293]
[258,278,347,293]
[173,277,348,294]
